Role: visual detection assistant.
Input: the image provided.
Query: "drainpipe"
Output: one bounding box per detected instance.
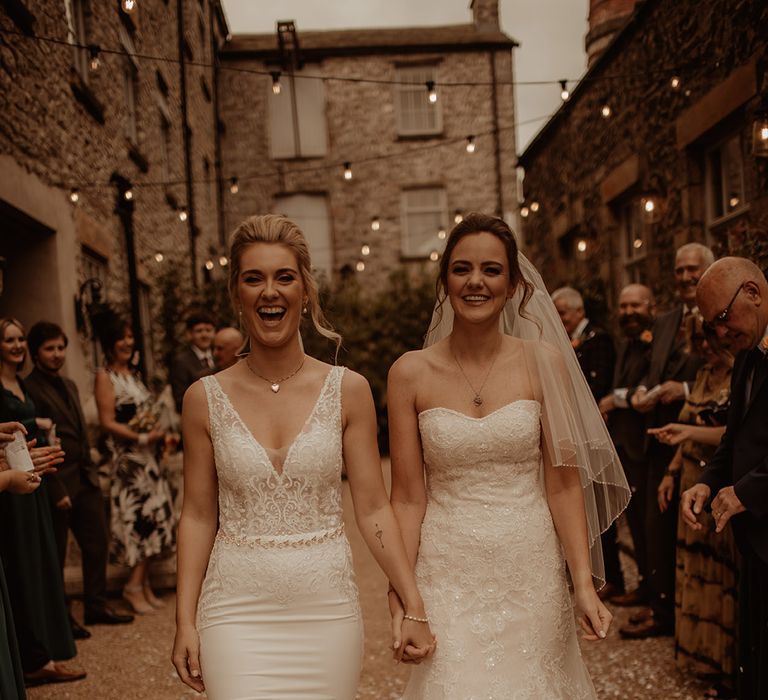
[489,50,504,218]
[177,0,198,288]
[210,3,226,248]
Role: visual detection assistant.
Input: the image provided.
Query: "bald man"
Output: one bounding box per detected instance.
[599,284,656,606]
[212,327,244,371]
[682,257,768,698]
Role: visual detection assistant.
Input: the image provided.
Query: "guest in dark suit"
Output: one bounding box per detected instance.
[599,283,655,606]
[620,242,714,639]
[24,323,134,634]
[169,311,216,413]
[682,257,768,700]
[212,327,244,372]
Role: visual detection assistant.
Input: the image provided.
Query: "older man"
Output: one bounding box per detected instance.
[599,284,656,606]
[212,327,244,371]
[620,242,713,639]
[682,257,768,699]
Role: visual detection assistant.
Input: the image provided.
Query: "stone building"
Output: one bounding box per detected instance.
[0,0,228,390]
[518,0,768,311]
[218,0,518,287]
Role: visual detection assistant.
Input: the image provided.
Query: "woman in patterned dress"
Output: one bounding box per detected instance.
[93,313,176,614]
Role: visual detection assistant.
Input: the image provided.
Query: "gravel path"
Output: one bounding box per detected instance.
[29,461,709,700]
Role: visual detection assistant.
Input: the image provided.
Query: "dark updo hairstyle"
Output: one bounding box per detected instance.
[90,307,132,362]
[228,214,341,354]
[433,213,534,326]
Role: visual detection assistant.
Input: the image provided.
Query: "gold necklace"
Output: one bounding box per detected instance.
[245,355,306,393]
[451,340,502,407]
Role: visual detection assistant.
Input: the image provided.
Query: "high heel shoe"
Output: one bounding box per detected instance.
[143,584,165,609]
[122,584,155,614]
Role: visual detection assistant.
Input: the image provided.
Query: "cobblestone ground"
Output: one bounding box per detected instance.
[30,461,709,700]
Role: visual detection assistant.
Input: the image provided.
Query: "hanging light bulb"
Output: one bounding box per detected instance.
[355,260,365,272]
[465,136,476,153]
[752,111,768,158]
[204,259,215,271]
[633,238,643,250]
[88,45,100,70]
[154,252,164,263]
[270,71,282,95]
[559,79,570,101]
[520,206,530,218]
[361,244,371,257]
[601,104,612,118]
[178,207,188,222]
[124,188,134,201]
[219,256,229,267]
[429,250,440,262]
[229,177,239,194]
[426,80,437,103]
[370,216,380,231]
[343,162,352,180]
[576,239,588,253]
[530,201,540,213]
[670,76,681,90]
[69,188,80,203]
[437,227,447,240]
[453,210,463,224]
[121,0,137,14]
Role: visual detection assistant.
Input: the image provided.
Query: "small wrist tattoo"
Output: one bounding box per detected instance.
[375,523,384,549]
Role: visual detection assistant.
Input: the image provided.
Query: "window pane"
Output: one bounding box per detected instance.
[401,187,446,256]
[295,74,328,157]
[396,66,441,135]
[721,135,744,213]
[273,194,333,279]
[268,75,297,158]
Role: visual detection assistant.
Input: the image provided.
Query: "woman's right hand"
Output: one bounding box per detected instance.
[657,474,676,512]
[5,470,41,494]
[389,590,435,663]
[0,422,26,442]
[147,429,165,444]
[29,441,65,476]
[172,623,204,693]
[648,423,691,446]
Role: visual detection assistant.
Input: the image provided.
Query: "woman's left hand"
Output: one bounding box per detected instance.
[400,617,436,664]
[657,474,676,512]
[574,585,611,641]
[28,440,65,476]
[648,423,690,445]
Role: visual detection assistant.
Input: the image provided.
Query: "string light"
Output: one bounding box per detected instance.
[204,259,214,271]
[178,207,188,222]
[465,136,476,153]
[670,76,681,90]
[124,189,134,201]
[520,206,530,218]
[343,162,352,180]
[121,0,137,14]
[559,79,570,101]
[361,243,371,256]
[229,177,239,194]
[729,195,740,209]
[753,111,768,158]
[601,104,612,118]
[69,188,80,203]
[576,239,588,253]
[530,201,539,212]
[643,198,655,214]
[426,80,437,103]
[219,256,229,267]
[429,250,440,262]
[154,252,164,262]
[437,227,447,240]
[355,260,365,272]
[633,238,643,249]
[453,210,463,224]
[370,216,380,231]
[88,44,100,70]
[270,71,281,95]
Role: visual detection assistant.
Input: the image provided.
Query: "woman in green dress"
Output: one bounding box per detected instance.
[0,318,85,686]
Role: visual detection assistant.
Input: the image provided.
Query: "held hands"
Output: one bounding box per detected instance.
[573,584,612,642]
[172,624,205,693]
[710,486,745,533]
[648,423,691,446]
[388,589,436,664]
[28,440,65,477]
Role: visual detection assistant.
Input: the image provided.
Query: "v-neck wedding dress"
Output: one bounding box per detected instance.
[196,367,363,699]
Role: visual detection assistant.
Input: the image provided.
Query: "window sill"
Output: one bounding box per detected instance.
[396,131,444,141]
[1,0,36,34]
[399,253,432,262]
[70,73,106,125]
[165,191,179,210]
[707,204,750,231]
[127,142,149,172]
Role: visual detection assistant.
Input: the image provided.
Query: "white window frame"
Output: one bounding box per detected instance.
[618,199,647,286]
[705,132,748,230]
[64,0,88,80]
[120,26,140,146]
[395,64,442,137]
[400,187,448,258]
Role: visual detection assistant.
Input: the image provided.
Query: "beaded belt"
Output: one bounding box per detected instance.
[216,523,345,549]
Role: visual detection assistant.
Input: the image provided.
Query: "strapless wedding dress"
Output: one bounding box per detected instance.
[197,367,363,699]
[403,400,596,699]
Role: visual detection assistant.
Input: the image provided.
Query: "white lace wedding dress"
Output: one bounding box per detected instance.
[196,367,363,699]
[403,400,596,699]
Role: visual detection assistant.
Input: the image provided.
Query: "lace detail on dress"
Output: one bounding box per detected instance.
[197,367,360,626]
[403,400,595,700]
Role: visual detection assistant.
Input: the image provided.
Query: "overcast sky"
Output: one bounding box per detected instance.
[220,1,588,149]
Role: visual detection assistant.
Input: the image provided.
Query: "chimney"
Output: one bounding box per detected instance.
[585,0,636,66]
[471,0,499,31]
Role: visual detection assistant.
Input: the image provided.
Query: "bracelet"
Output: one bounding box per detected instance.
[137,433,149,447]
[403,613,429,624]
[665,467,680,477]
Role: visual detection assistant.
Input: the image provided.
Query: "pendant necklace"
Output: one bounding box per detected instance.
[451,340,502,407]
[245,354,306,393]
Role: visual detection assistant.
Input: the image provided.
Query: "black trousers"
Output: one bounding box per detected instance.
[616,446,649,589]
[49,482,109,613]
[644,445,678,628]
[737,550,768,700]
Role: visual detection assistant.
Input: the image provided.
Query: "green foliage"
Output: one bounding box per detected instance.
[303,268,437,454]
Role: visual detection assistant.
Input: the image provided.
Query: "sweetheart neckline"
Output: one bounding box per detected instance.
[418,399,541,422]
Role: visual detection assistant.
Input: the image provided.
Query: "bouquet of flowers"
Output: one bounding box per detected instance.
[128,400,163,433]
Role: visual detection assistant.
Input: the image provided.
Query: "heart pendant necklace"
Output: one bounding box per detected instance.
[245,355,306,393]
[451,339,502,407]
